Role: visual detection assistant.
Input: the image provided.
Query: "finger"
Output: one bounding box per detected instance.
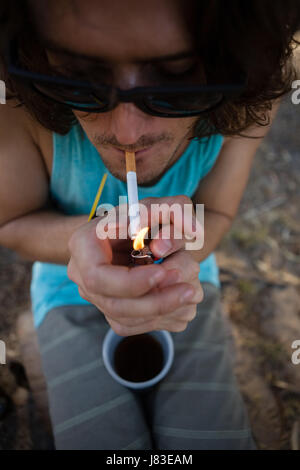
[69,217,113,265]
[106,314,189,336]
[163,276,203,305]
[156,268,181,288]
[161,305,197,324]
[109,304,197,329]
[82,263,167,298]
[104,315,156,337]
[67,256,85,287]
[140,195,203,244]
[98,282,200,320]
[72,256,202,306]
[150,224,186,258]
[104,312,155,329]
[156,250,200,284]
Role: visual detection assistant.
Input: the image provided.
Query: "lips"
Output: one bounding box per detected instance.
[112,146,153,160]
[135,147,152,159]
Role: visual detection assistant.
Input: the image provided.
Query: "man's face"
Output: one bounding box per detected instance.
[32,0,199,185]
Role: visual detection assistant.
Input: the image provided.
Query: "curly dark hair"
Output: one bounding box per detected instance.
[0,0,299,137]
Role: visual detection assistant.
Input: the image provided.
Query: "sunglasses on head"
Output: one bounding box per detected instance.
[6,39,247,118]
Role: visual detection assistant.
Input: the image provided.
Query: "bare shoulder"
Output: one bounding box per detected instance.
[0,101,52,226]
[0,100,53,177]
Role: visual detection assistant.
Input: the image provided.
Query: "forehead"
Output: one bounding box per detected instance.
[30,0,195,62]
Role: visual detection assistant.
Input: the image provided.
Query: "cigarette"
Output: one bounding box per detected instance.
[125,151,141,239]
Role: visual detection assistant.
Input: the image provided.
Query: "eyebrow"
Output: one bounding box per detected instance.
[41,38,197,64]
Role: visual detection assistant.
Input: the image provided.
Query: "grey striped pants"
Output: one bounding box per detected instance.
[36,282,256,450]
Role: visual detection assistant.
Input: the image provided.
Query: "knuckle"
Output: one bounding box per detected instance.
[78,286,88,301]
[177,289,187,307]
[66,262,74,282]
[101,296,119,316]
[83,269,97,293]
[67,236,74,253]
[192,262,200,277]
[106,316,128,337]
[195,284,204,303]
[179,195,191,206]
[143,197,155,207]
[112,321,128,337]
[68,232,78,252]
[171,321,188,333]
[174,306,196,322]
[185,306,197,321]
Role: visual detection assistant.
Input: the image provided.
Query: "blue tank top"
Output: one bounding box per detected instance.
[30,123,224,327]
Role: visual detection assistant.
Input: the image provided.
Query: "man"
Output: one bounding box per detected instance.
[0,0,299,450]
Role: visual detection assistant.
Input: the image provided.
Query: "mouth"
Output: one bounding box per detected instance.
[112,145,153,161]
[135,147,152,159]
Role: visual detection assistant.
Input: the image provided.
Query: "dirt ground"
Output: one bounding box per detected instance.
[0,85,299,449]
[217,91,300,450]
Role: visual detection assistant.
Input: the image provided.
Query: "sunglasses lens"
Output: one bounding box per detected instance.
[33,82,109,110]
[146,91,223,115]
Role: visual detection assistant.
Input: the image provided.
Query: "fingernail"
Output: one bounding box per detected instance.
[149,270,165,287]
[181,288,194,304]
[155,239,172,257]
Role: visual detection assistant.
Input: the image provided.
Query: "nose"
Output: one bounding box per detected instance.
[106,63,153,147]
[109,101,150,147]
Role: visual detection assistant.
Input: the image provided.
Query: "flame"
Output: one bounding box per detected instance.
[133,227,149,250]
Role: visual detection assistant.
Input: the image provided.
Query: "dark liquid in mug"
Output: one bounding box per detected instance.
[114,334,164,382]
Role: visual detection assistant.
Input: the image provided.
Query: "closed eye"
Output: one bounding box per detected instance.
[156,61,199,79]
[46,51,112,81]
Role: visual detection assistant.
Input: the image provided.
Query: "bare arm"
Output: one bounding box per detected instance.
[0,207,89,264]
[0,104,88,264]
[192,101,280,262]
